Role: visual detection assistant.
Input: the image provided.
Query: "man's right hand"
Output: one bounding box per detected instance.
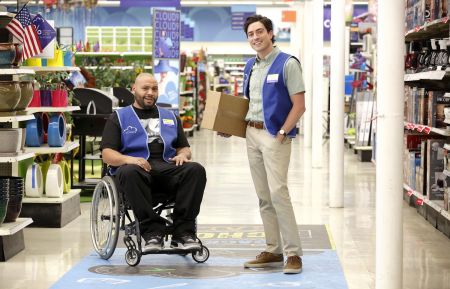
[218,132,232,138]
[127,156,151,172]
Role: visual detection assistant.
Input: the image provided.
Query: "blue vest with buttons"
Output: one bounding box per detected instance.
[243,52,298,137]
[111,105,177,174]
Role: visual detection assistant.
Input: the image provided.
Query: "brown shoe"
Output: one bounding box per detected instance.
[244,252,284,268]
[283,255,302,274]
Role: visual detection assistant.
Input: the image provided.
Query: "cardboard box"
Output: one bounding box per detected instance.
[201,91,249,138]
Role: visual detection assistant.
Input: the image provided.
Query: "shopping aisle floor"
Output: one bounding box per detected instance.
[1,129,449,289]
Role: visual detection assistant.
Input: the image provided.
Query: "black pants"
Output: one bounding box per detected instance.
[115,160,206,240]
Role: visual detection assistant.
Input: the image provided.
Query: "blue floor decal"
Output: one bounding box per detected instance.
[50,249,348,289]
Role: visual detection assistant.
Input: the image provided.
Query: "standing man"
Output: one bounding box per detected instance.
[101,73,206,253]
[241,15,306,274]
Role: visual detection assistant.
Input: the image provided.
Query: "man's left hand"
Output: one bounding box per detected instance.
[276,134,286,144]
[169,154,191,166]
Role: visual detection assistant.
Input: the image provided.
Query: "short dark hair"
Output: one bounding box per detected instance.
[243,14,276,43]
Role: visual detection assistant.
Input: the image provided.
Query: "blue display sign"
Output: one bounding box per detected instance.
[153,9,181,59]
[231,12,255,30]
[120,0,180,8]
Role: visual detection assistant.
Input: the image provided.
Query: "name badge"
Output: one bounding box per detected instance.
[266,74,279,83]
[162,118,175,126]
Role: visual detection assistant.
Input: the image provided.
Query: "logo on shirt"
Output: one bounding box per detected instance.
[123,126,137,134]
[162,118,175,126]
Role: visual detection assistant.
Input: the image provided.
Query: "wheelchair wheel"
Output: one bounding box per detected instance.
[192,246,210,263]
[125,249,141,266]
[90,176,120,260]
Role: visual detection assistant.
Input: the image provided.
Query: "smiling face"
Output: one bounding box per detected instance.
[132,73,159,109]
[246,21,274,58]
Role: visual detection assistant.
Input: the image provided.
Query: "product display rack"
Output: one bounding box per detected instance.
[403,13,450,238]
[0,66,35,261]
[16,67,82,228]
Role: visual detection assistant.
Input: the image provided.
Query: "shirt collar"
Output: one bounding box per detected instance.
[256,46,280,63]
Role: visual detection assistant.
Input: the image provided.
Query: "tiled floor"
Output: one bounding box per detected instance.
[1,129,449,289]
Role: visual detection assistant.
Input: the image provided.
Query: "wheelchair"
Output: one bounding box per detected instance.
[90,174,210,266]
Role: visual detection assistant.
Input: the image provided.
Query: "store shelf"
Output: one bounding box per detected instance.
[76,51,152,56]
[403,183,425,199]
[22,189,81,204]
[404,68,450,81]
[404,122,450,136]
[0,218,33,236]
[0,112,34,122]
[180,90,195,96]
[225,67,245,71]
[182,105,194,110]
[214,84,232,88]
[224,61,246,65]
[24,141,79,154]
[0,68,35,75]
[349,68,372,73]
[405,17,450,41]
[25,66,80,73]
[26,106,81,113]
[183,124,198,133]
[0,152,35,163]
[0,12,16,18]
[354,146,372,151]
[84,65,152,70]
[403,183,450,221]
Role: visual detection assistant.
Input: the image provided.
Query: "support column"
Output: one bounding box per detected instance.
[312,0,324,168]
[303,0,313,148]
[329,0,345,207]
[376,1,405,289]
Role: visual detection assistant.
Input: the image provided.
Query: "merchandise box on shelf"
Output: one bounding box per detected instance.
[201,91,249,138]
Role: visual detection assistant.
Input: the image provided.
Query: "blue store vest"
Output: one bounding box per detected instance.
[110,105,177,174]
[243,52,299,137]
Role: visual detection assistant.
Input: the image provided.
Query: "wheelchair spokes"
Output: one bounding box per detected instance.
[90,176,120,260]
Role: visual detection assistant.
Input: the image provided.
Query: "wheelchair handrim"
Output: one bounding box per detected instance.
[90,177,119,258]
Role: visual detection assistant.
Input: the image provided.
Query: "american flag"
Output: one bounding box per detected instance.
[6,5,42,60]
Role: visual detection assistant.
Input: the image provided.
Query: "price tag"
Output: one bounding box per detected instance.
[443,17,449,24]
[416,199,424,206]
[414,26,422,32]
[423,126,431,134]
[416,125,424,132]
[407,190,413,197]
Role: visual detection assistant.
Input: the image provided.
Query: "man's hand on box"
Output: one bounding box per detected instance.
[169,153,191,166]
[218,132,232,138]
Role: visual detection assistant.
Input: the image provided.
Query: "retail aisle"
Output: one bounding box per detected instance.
[0,129,449,289]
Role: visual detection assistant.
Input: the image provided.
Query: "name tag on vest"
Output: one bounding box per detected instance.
[266,74,279,83]
[162,118,175,126]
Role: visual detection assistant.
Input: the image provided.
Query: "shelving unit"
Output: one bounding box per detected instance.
[403,15,450,238]
[24,141,79,154]
[24,66,80,73]
[0,66,36,260]
[20,189,81,228]
[26,106,80,114]
[0,218,33,261]
[15,69,82,228]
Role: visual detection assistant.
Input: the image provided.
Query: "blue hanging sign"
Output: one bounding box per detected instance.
[120,0,180,8]
[153,9,180,59]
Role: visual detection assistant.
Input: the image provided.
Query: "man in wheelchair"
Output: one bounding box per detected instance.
[100,73,206,253]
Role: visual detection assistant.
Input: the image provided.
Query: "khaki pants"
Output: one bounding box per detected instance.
[246,126,303,257]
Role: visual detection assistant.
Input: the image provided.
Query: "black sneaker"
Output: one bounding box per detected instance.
[143,234,164,253]
[170,234,201,250]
